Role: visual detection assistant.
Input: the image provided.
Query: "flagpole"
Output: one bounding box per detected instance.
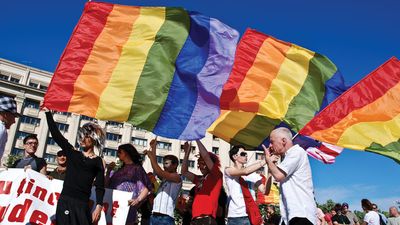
[292,132,299,140]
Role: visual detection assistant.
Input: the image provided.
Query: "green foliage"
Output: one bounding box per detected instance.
[354,210,365,221]
[174,209,182,225]
[317,199,337,213]
[3,154,21,167]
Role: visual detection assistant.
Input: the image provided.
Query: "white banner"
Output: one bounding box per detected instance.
[0,168,131,225]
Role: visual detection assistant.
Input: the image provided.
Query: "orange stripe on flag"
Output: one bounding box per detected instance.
[68,5,141,117]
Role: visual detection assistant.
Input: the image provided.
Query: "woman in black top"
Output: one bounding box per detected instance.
[46,111,105,225]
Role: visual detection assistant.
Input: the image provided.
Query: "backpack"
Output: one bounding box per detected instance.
[379,214,386,225]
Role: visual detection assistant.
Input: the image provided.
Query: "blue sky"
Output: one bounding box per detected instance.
[1,0,399,212]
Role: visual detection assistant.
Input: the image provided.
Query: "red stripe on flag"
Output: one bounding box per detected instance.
[220,29,268,109]
[43,2,113,111]
[300,57,400,135]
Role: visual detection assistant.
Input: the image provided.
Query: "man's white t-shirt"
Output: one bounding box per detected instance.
[152,178,182,218]
[278,144,317,225]
[225,169,262,218]
[364,211,380,225]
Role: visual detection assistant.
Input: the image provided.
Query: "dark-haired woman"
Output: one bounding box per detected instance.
[105,143,152,225]
[46,111,105,225]
[361,199,380,225]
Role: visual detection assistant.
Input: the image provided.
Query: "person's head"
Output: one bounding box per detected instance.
[0,96,20,129]
[269,127,294,156]
[23,134,39,156]
[117,143,142,165]
[56,150,67,166]
[163,155,179,173]
[334,203,343,214]
[267,205,276,215]
[361,199,374,211]
[78,122,105,155]
[342,202,349,212]
[330,209,337,216]
[229,145,248,164]
[389,206,399,217]
[372,203,380,212]
[197,152,220,175]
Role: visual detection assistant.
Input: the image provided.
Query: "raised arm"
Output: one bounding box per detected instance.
[45,111,74,151]
[196,140,213,170]
[181,141,196,182]
[225,160,266,177]
[145,138,181,183]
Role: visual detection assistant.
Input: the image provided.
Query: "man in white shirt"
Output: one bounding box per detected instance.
[0,96,20,162]
[263,127,317,225]
[225,145,271,225]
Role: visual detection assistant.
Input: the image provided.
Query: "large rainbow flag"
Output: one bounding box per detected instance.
[300,57,400,163]
[209,29,347,151]
[43,2,239,140]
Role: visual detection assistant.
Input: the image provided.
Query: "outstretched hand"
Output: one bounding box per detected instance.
[145,138,157,160]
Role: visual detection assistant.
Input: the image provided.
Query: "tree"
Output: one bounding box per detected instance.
[317,199,337,213]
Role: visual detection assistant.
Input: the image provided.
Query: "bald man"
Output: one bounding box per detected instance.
[263,127,317,225]
[388,207,400,225]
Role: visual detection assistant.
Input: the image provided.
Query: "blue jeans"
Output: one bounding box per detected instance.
[150,214,175,225]
[227,216,250,225]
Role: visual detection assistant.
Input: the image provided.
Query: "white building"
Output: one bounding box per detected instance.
[0,57,265,191]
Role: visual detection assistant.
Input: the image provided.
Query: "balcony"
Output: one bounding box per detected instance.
[19,123,37,133]
[23,107,39,117]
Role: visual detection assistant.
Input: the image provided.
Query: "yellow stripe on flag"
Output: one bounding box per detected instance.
[96,7,166,121]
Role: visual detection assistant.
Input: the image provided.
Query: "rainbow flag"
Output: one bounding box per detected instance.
[256,174,279,205]
[209,29,346,150]
[220,29,346,131]
[300,57,400,163]
[43,2,239,140]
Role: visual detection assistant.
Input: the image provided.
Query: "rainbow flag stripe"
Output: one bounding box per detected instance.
[220,29,346,131]
[209,29,346,149]
[300,57,400,163]
[43,2,239,140]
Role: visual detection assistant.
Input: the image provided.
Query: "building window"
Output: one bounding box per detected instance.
[132,126,147,132]
[44,154,57,164]
[81,115,96,122]
[11,148,24,156]
[16,131,32,140]
[212,135,220,141]
[103,148,117,157]
[180,144,196,153]
[24,99,40,109]
[106,121,123,127]
[28,81,39,88]
[212,147,219,155]
[156,156,163,164]
[20,116,41,125]
[39,85,48,91]
[157,141,171,150]
[56,123,69,132]
[10,77,20,83]
[132,137,147,147]
[55,111,71,116]
[0,74,9,81]
[47,137,59,146]
[179,159,195,168]
[256,153,264,160]
[106,133,122,142]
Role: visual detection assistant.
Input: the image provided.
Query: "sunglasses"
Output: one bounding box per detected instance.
[239,152,247,157]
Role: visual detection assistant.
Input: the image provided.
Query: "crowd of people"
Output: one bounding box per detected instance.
[0,96,399,225]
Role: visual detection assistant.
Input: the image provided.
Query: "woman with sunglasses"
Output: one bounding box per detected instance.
[105,143,152,225]
[224,145,274,225]
[45,111,105,225]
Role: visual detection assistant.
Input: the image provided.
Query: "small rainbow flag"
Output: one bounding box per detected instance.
[220,29,346,131]
[300,57,400,163]
[43,2,239,140]
[209,29,346,150]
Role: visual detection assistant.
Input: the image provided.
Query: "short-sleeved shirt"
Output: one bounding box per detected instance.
[345,211,360,225]
[388,216,400,225]
[13,155,47,173]
[364,211,380,225]
[332,214,351,225]
[225,169,262,218]
[278,144,317,225]
[48,168,66,180]
[192,164,223,219]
